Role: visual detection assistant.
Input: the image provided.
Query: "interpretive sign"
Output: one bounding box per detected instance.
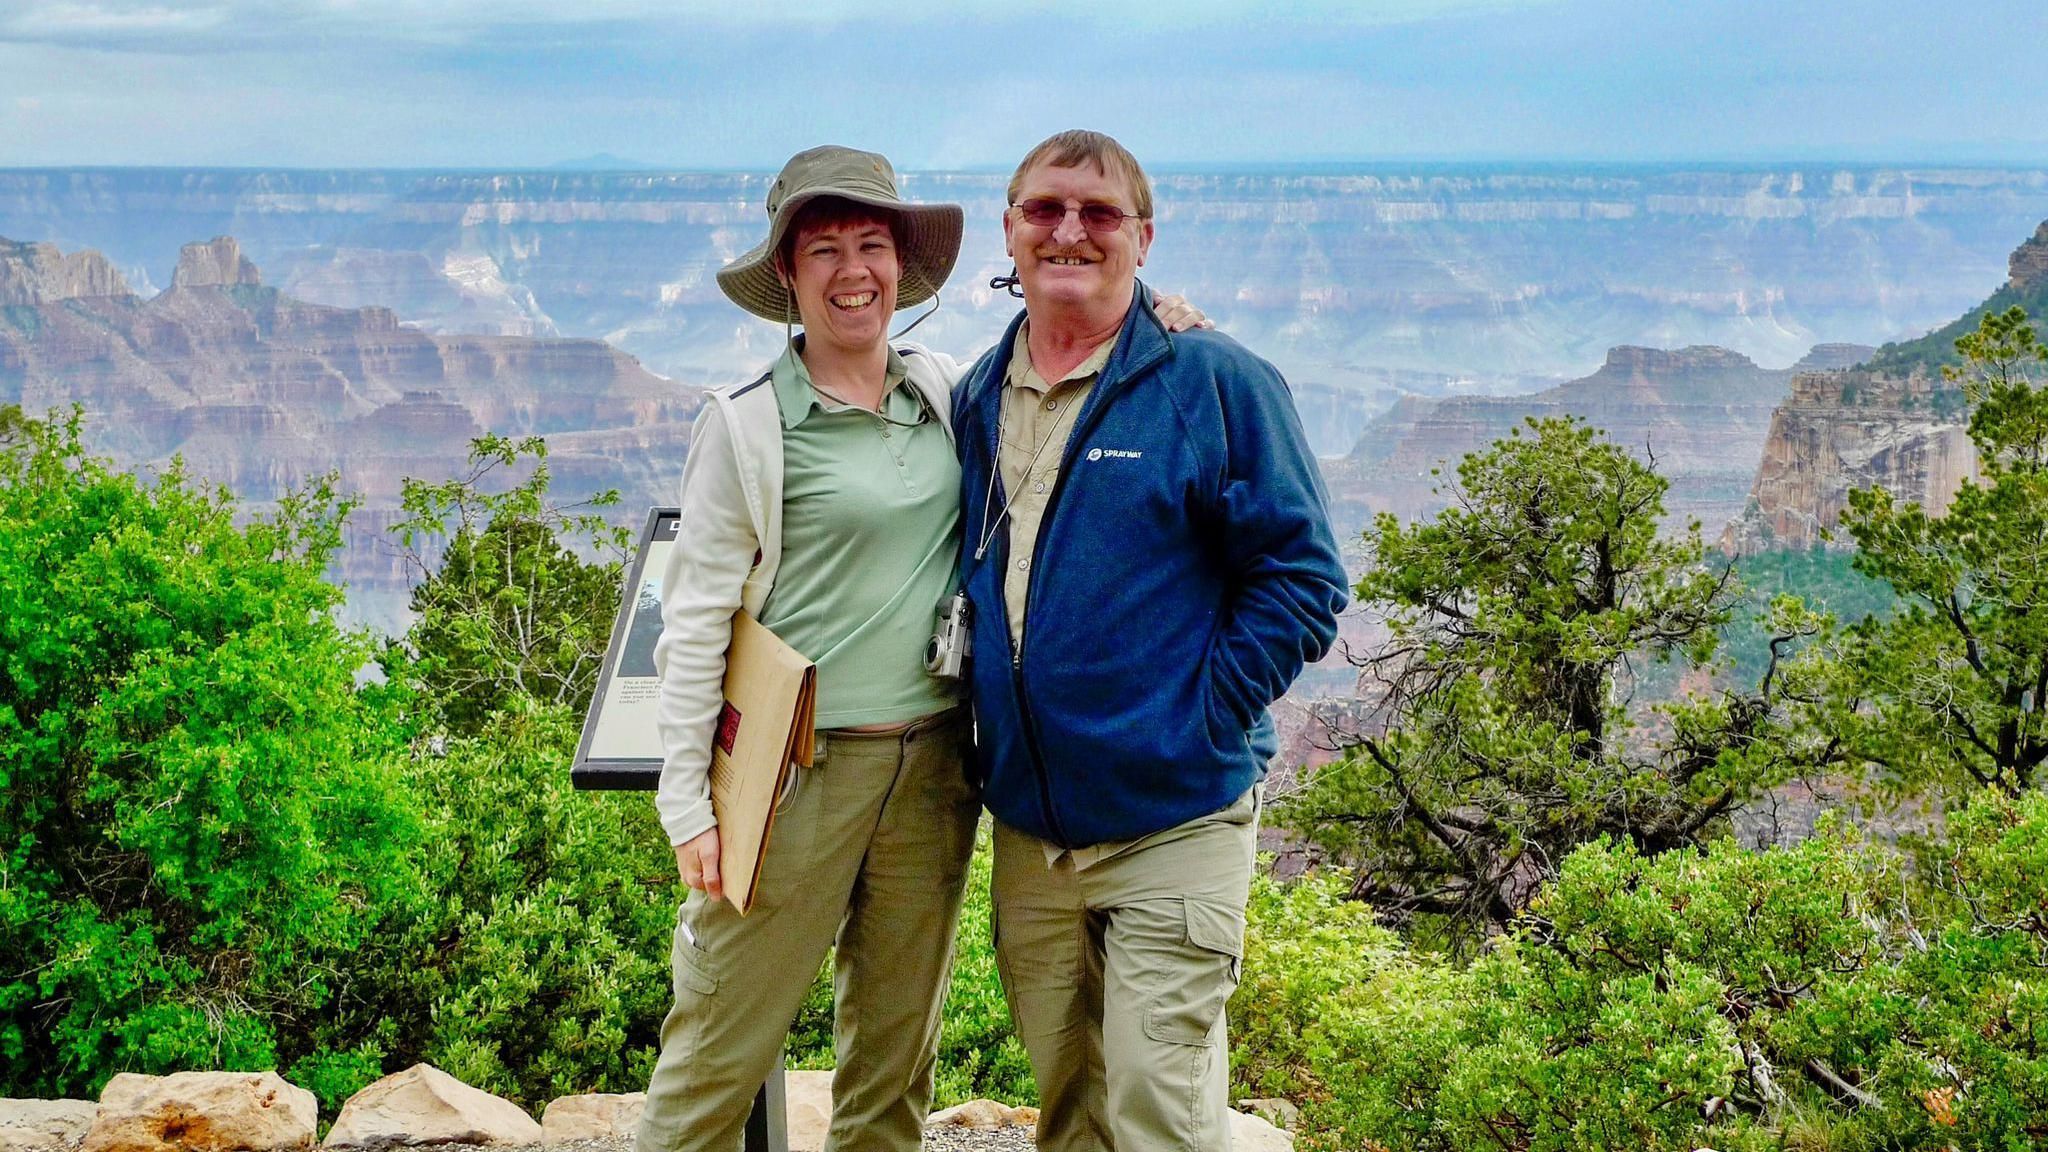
[572,507,679,790]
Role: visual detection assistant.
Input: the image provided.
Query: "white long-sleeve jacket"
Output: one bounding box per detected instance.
[651,344,962,846]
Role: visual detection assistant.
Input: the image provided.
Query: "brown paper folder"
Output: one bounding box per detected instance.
[709,611,817,914]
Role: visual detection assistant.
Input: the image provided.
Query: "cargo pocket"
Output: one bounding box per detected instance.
[1140,897,1245,1046]
[671,908,719,997]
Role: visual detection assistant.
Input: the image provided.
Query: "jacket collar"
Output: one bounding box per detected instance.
[970,280,1172,418]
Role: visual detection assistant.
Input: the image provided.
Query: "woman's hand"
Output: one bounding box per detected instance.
[1153,293,1214,333]
[675,827,723,901]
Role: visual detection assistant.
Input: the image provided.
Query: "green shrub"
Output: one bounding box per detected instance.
[368,703,680,1110]
[0,410,422,1095]
[1285,798,2048,1150]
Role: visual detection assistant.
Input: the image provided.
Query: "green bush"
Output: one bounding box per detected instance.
[359,703,680,1110]
[0,410,421,1095]
[1274,796,2048,1151]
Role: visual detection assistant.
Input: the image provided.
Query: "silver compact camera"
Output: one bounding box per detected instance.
[924,592,973,680]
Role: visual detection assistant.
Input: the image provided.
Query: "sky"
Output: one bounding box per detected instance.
[1,0,2044,169]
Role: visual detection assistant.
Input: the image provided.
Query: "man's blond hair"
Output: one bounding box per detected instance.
[1007,130,1153,219]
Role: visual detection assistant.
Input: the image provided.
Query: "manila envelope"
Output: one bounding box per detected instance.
[708,611,816,914]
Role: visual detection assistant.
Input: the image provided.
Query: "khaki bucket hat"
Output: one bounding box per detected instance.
[717,145,964,322]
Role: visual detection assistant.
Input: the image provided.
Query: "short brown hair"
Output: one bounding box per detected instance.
[775,196,906,274]
[1007,130,1153,220]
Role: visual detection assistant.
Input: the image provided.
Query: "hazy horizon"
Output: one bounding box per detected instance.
[3,1,2044,169]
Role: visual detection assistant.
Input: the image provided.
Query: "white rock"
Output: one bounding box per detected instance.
[1234,1097,1301,1131]
[925,1100,1038,1129]
[538,1094,644,1143]
[323,1066,541,1149]
[0,1100,98,1152]
[781,1072,833,1152]
[1228,1107,1294,1152]
[81,1072,316,1152]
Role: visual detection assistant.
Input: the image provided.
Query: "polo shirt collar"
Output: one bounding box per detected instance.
[771,338,913,430]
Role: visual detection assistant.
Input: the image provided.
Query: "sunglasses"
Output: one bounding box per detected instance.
[1010,199,1143,232]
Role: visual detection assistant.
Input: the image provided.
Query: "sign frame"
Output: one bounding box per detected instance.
[572,506,680,791]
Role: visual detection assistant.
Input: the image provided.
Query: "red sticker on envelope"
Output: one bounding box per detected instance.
[715,701,742,755]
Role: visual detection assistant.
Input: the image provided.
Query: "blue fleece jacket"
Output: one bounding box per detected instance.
[955,283,1348,848]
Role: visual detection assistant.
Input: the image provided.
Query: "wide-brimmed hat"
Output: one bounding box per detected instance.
[716,145,964,322]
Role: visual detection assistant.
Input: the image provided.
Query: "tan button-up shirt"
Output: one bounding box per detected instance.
[998,323,1114,649]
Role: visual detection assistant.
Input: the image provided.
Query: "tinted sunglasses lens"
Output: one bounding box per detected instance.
[1078,205,1129,230]
[1017,199,1066,226]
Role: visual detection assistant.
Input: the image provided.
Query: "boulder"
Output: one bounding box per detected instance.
[1228,1107,1294,1152]
[323,1066,540,1149]
[0,1100,98,1152]
[1234,1097,1302,1131]
[538,1094,643,1143]
[925,1099,1038,1129]
[81,1072,315,1152]
[781,1072,833,1152]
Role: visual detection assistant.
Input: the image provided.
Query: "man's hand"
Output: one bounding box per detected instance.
[675,827,723,902]
[1152,292,1214,332]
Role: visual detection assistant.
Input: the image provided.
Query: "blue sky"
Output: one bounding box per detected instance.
[1,0,2044,168]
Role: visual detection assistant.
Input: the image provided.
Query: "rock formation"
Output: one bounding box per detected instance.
[0,1101,96,1152]
[2007,220,2048,293]
[0,235,701,627]
[1720,218,2048,555]
[0,238,130,305]
[1326,343,1858,540]
[1720,368,1977,554]
[172,237,261,289]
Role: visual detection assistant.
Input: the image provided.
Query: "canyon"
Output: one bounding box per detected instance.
[0,234,700,628]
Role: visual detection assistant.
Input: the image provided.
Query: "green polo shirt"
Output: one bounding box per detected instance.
[756,344,963,729]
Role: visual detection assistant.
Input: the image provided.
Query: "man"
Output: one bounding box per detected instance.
[954,130,1347,1151]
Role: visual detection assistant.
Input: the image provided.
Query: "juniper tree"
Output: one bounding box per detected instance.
[1818,305,2048,797]
[1283,417,1824,935]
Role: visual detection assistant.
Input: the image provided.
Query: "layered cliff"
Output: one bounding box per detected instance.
[1719,219,2048,554]
[1327,343,1855,539]
[0,237,130,305]
[1719,370,1974,554]
[0,235,702,627]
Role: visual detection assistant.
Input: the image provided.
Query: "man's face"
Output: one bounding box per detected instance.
[780,216,901,357]
[1004,160,1153,319]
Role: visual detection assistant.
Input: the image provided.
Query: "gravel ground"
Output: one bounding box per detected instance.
[515,1126,1037,1152]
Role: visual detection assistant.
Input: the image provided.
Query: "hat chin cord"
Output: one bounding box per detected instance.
[891,289,941,340]
[774,262,940,348]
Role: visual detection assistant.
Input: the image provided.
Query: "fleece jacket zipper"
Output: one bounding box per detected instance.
[1007,305,1172,849]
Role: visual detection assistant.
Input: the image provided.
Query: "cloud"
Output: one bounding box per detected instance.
[0,0,1557,54]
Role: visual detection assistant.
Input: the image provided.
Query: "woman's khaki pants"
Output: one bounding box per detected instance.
[635,711,980,1152]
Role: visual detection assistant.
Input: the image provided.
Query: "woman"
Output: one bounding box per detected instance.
[638,145,1201,1152]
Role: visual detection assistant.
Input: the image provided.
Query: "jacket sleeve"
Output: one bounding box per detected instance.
[1206,353,1350,729]
[652,400,757,847]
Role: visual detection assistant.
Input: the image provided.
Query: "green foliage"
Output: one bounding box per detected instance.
[0,407,421,1095]
[1817,305,2048,798]
[1721,547,1894,690]
[1867,280,2048,377]
[1285,416,1824,935]
[392,434,630,735]
[1271,795,2048,1150]
[394,703,678,1107]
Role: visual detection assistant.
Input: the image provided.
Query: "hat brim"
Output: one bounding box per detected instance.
[716,189,964,323]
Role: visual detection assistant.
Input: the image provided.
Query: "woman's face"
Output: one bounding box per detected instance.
[782,215,901,358]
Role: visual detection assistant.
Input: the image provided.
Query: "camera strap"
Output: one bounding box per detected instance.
[973,379,1070,564]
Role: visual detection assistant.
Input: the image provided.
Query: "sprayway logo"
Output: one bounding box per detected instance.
[1086,448,1144,461]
